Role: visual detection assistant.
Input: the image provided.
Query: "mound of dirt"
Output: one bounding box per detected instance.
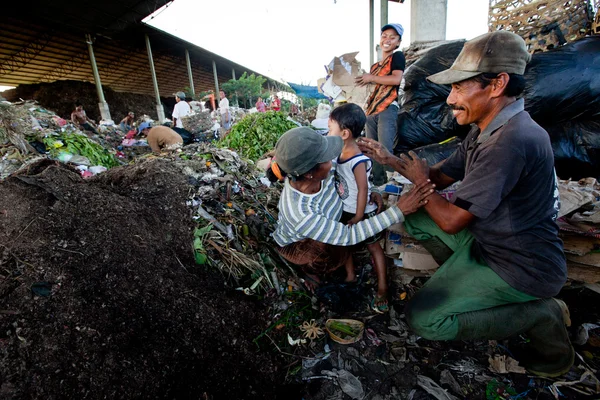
[1,81,176,123]
[0,159,288,399]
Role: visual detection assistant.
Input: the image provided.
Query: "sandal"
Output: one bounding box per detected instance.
[371,296,389,314]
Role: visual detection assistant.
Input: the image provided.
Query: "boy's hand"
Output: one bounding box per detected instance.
[347,215,363,226]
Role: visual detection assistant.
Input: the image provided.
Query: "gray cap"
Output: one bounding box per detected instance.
[174,91,186,99]
[427,31,531,85]
[381,23,404,38]
[275,127,343,177]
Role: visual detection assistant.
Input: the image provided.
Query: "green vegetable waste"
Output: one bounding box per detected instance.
[43,133,119,168]
[219,111,298,161]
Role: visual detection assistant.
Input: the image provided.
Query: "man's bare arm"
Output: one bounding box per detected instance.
[429,161,457,190]
[422,192,475,234]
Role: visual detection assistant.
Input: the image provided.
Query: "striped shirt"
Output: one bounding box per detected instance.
[273,169,404,247]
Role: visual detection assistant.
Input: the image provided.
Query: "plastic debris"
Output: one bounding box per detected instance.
[488,354,526,374]
[417,375,459,400]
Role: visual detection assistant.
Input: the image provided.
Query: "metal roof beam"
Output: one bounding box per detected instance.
[0,31,53,77]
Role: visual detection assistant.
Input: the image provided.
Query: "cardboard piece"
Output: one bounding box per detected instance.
[385,231,439,271]
[320,52,371,106]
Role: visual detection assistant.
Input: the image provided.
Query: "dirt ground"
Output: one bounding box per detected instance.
[1,158,599,400]
[0,159,291,399]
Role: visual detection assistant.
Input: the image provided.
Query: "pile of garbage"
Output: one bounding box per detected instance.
[0,100,125,179]
[557,178,600,284]
[0,155,293,399]
[181,110,213,136]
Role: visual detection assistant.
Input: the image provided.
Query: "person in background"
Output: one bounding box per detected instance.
[328,103,390,313]
[290,102,299,116]
[172,91,191,129]
[271,94,281,112]
[359,31,571,377]
[71,102,99,134]
[119,111,135,132]
[356,23,406,185]
[256,97,266,113]
[138,122,183,154]
[219,90,231,130]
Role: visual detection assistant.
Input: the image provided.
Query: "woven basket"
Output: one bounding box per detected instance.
[489,0,594,52]
[325,319,365,345]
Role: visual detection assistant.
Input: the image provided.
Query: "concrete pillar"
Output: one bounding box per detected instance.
[212,60,220,97]
[410,0,447,44]
[369,0,375,66]
[85,34,111,121]
[185,49,195,97]
[232,68,236,80]
[381,0,388,27]
[145,34,165,122]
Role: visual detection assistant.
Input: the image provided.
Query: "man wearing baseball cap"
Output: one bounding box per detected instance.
[172,91,191,129]
[356,23,406,186]
[359,31,571,377]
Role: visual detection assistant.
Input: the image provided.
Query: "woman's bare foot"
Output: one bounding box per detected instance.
[303,273,321,292]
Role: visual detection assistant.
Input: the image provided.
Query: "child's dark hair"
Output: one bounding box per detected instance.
[329,103,366,138]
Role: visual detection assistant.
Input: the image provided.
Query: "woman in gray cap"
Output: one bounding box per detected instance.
[268,127,434,288]
[356,23,406,186]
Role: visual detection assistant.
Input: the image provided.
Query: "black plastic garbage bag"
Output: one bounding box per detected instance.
[547,117,600,179]
[172,127,194,144]
[395,41,470,153]
[525,37,600,126]
[412,137,463,166]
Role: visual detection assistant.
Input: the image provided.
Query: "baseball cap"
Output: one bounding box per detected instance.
[174,91,186,99]
[275,127,343,176]
[381,23,404,38]
[138,122,151,134]
[427,31,531,85]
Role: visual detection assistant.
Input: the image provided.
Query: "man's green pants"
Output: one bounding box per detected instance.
[403,210,538,340]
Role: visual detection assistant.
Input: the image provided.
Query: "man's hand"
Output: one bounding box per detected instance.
[397,180,435,215]
[397,151,430,184]
[355,74,373,86]
[369,192,384,214]
[358,138,392,165]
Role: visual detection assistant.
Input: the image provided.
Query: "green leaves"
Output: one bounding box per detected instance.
[193,224,213,265]
[43,133,119,168]
[219,111,298,161]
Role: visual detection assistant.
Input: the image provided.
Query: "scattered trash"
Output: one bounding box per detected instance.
[287,333,307,346]
[30,282,53,297]
[488,354,526,374]
[325,319,364,344]
[485,379,517,400]
[299,319,324,340]
[323,369,364,400]
[417,375,459,400]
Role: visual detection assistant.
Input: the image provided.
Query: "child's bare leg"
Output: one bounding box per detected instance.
[367,242,388,301]
[344,254,357,283]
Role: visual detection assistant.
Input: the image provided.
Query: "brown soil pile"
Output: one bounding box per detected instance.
[0,159,288,399]
[1,81,176,123]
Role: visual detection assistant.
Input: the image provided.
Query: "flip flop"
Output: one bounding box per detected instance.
[371,296,389,314]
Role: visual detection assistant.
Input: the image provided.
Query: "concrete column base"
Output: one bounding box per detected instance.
[156,104,166,123]
[98,102,111,121]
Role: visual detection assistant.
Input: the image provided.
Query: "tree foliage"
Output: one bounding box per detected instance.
[221,73,269,109]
